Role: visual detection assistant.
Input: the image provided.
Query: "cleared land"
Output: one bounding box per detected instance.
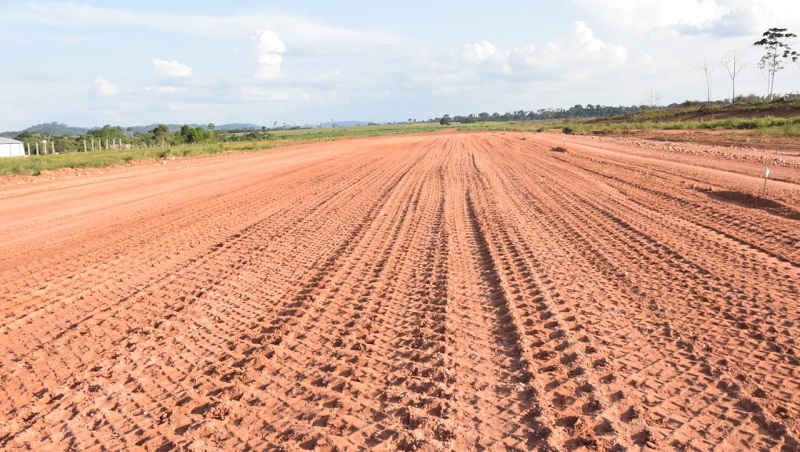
[0,131,798,450]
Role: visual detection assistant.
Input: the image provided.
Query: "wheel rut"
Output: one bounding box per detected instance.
[1,132,797,450]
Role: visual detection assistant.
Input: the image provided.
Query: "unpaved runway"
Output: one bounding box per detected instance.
[1,132,798,450]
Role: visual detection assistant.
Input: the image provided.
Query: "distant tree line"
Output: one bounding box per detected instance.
[11,123,279,154]
[434,104,646,124]
[430,92,799,126]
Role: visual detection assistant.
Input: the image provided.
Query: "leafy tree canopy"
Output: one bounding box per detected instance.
[754,27,798,100]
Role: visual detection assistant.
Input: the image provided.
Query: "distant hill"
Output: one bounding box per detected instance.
[112,123,265,134]
[1,122,265,137]
[1,122,90,137]
[0,121,372,137]
[217,123,263,131]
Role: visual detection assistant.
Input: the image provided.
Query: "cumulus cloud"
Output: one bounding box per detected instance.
[510,21,627,74]
[94,76,119,96]
[462,40,511,74]
[462,41,499,63]
[152,59,193,78]
[252,29,286,80]
[459,22,626,80]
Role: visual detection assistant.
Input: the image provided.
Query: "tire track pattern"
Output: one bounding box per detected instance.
[0,133,797,450]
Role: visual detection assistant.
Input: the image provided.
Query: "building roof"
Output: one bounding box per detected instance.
[0,137,23,144]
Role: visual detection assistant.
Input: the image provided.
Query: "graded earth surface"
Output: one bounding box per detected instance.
[1,131,798,450]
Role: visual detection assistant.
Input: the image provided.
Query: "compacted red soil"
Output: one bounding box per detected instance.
[0,132,798,450]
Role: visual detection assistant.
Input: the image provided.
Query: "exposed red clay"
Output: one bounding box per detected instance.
[1,132,798,450]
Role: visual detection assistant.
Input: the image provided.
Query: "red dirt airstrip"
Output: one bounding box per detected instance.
[0,131,798,450]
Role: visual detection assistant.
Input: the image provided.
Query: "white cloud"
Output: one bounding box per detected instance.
[571,0,799,37]
[145,85,189,94]
[241,86,310,102]
[462,40,511,75]
[704,4,778,36]
[463,41,499,63]
[512,21,627,75]
[8,0,797,131]
[152,59,193,78]
[571,0,721,34]
[314,70,343,83]
[409,66,474,94]
[94,76,119,96]
[252,30,286,80]
[4,3,407,55]
[459,22,627,79]
[571,21,628,66]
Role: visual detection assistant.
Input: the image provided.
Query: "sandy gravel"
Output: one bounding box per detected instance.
[1,132,798,450]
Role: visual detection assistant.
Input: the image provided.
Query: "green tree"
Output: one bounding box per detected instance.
[55,136,78,153]
[179,124,191,138]
[754,28,798,101]
[178,125,210,144]
[439,114,452,126]
[15,131,36,141]
[88,125,124,140]
[151,124,170,146]
[206,123,218,142]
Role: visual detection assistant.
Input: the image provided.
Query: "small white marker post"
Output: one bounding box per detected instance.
[762,166,770,197]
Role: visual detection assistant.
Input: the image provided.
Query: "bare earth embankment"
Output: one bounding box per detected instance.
[1,132,798,450]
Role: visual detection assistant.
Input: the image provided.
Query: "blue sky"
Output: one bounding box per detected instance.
[2,0,799,130]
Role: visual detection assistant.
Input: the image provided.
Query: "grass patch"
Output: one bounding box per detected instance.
[449,112,800,138]
[546,115,800,136]
[2,150,155,176]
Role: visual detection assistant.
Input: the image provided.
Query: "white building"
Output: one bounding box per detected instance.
[0,137,25,158]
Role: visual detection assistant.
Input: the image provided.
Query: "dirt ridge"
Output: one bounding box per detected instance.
[1,132,798,449]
